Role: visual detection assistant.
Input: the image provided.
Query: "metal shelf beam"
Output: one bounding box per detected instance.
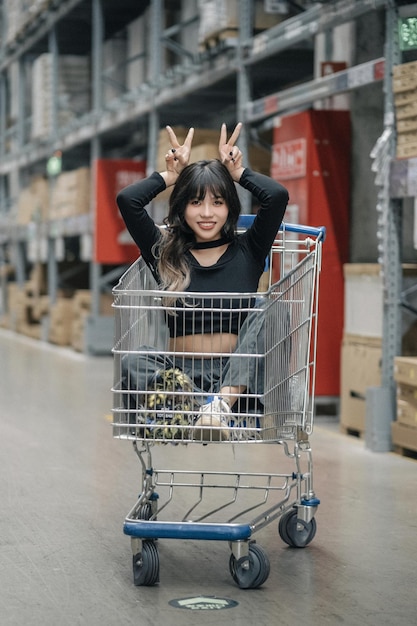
[245,57,385,123]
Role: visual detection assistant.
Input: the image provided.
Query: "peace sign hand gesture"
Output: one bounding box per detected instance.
[162,125,195,187]
[218,122,245,181]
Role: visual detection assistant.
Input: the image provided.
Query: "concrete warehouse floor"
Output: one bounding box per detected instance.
[0,328,415,626]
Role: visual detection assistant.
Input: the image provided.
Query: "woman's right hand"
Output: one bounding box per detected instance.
[161,126,194,186]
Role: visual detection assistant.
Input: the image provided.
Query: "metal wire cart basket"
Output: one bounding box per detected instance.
[112,219,325,589]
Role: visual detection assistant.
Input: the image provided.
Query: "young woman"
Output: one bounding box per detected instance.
[116,123,289,440]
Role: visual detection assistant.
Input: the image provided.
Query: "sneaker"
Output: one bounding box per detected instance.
[193,396,231,442]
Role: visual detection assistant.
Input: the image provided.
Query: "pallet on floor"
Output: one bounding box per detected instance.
[340,424,364,439]
[391,420,417,459]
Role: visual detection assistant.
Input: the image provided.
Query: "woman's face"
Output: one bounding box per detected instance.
[184,191,229,243]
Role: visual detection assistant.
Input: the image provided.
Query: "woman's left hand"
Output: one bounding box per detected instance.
[219,122,245,181]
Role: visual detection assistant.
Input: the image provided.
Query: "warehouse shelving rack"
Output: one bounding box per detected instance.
[0,0,416,434]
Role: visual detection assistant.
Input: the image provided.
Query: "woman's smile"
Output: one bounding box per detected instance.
[185,193,229,242]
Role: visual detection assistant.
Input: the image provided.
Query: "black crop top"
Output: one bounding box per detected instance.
[117,168,289,338]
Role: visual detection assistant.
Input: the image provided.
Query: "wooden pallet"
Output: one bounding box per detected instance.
[393,444,417,460]
[391,421,417,459]
[340,425,364,439]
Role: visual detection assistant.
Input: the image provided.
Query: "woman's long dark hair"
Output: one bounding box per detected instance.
[156,159,242,292]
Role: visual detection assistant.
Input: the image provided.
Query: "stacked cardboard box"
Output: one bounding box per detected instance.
[393,61,417,160]
[71,290,113,352]
[340,265,383,434]
[31,53,91,140]
[340,334,382,435]
[197,0,281,47]
[393,357,417,454]
[17,176,49,225]
[16,168,90,224]
[340,264,417,435]
[4,265,47,338]
[48,297,74,346]
[126,12,149,91]
[6,283,27,332]
[103,36,127,103]
[49,168,91,221]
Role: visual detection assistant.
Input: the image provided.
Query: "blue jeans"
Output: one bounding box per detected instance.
[121,307,267,413]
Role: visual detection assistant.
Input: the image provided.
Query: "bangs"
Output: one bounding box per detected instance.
[187,167,226,201]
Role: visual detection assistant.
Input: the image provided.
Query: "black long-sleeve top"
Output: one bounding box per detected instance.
[117,168,289,337]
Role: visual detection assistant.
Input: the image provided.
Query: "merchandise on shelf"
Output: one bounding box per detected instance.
[393,356,417,454]
[197,0,282,47]
[103,36,127,104]
[340,263,417,435]
[17,176,49,225]
[393,60,417,160]
[31,53,91,140]
[1,264,47,339]
[340,334,382,436]
[126,12,148,91]
[50,168,91,221]
[70,290,113,352]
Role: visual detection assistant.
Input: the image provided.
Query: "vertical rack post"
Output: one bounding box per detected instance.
[237,0,252,212]
[147,0,164,176]
[366,0,402,451]
[47,27,59,305]
[90,0,104,323]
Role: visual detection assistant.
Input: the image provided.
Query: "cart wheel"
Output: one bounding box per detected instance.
[132,540,159,586]
[279,509,317,548]
[138,504,153,520]
[229,543,270,589]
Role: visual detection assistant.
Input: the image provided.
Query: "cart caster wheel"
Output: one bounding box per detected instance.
[138,504,154,520]
[132,540,159,586]
[279,509,317,548]
[229,543,270,589]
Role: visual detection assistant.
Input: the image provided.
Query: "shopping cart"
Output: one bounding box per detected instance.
[112,218,325,589]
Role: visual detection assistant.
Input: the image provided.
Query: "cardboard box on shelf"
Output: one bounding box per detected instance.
[126,11,149,90]
[394,356,417,387]
[197,0,282,45]
[339,334,382,434]
[71,289,113,352]
[397,129,417,146]
[391,420,417,454]
[6,283,26,330]
[397,141,417,160]
[50,167,90,220]
[25,264,47,298]
[31,53,91,140]
[393,60,417,92]
[344,264,417,340]
[5,279,45,336]
[48,297,74,346]
[17,176,49,225]
[395,98,417,121]
[31,295,50,322]
[397,116,417,133]
[396,400,417,429]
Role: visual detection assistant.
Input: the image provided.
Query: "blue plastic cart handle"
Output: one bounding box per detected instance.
[238,215,326,241]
